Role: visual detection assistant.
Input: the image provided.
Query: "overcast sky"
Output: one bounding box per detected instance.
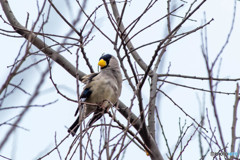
[0,0,240,159]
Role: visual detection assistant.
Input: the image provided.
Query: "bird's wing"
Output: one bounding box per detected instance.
[72,73,98,114]
[80,87,92,99]
[81,73,98,84]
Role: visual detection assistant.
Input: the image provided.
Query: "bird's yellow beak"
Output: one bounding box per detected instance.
[98,59,107,68]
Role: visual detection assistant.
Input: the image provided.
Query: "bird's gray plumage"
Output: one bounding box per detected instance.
[68,54,122,136]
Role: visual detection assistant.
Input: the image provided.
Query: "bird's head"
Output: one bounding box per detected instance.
[98,54,116,69]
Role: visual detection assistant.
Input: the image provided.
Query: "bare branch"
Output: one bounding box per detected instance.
[230,83,240,160]
[109,0,150,72]
[211,0,237,68]
[158,73,240,82]
[0,155,11,160]
[0,0,85,79]
[0,65,49,150]
[159,90,207,132]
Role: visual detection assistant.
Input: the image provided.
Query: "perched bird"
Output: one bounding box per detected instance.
[68,54,122,136]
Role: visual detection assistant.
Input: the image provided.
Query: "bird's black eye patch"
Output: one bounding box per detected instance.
[99,54,112,61]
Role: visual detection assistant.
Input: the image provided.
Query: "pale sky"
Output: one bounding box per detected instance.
[0,0,240,159]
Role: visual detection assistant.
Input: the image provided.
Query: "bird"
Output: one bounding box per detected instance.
[68,54,122,136]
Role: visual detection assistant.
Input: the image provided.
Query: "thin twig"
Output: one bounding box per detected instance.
[159,90,207,132]
[54,132,63,160]
[176,125,199,160]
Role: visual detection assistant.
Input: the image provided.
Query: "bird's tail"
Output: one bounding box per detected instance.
[87,112,103,127]
[68,116,80,136]
[87,107,108,127]
[68,104,97,136]
[68,105,86,136]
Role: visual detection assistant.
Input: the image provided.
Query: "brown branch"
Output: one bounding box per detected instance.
[201,21,227,154]
[0,1,161,159]
[156,106,171,157]
[0,0,85,80]
[38,134,70,160]
[176,125,199,160]
[197,93,205,158]
[211,0,237,69]
[0,42,29,96]
[117,101,164,160]
[230,83,240,160]
[148,72,157,139]
[47,0,81,36]
[0,155,11,160]
[129,17,213,54]
[54,132,63,160]
[120,0,158,49]
[159,90,207,132]
[0,65,50,150]
[0,100,58,111]
[107,111,151,158]
[158,73,240,81]
[140,0,207,90]
[158,79,236,95]
[76,0,114,44]
[47,58,78,103]
[104,2,159,158]
[205,108,222,151]
[171,122,193,159]
[109,0,151,73]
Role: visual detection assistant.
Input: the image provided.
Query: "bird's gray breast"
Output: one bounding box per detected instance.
[87,74,118,104]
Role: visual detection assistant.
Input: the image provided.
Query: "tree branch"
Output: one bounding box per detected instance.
[230,83,239,160]
[0,0,85,80]
[0,0,163,159]
[109,0,151,73]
